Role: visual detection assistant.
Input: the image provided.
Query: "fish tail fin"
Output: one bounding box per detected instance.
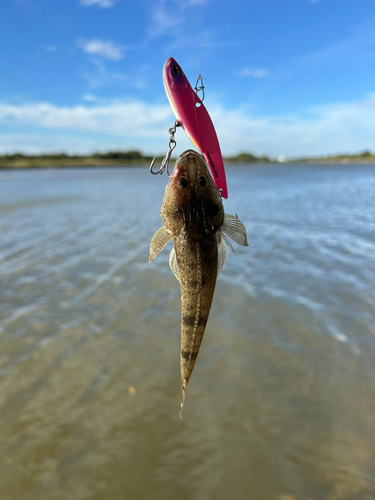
[180,378,188,418]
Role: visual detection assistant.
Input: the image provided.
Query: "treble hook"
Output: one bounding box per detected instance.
[150,121,180,176]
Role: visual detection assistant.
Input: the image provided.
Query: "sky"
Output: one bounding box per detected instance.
[0,0,375,158]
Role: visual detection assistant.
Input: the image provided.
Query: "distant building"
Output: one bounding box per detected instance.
[277,155,286,163]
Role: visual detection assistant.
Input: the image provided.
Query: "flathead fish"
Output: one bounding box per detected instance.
[149,150,248,416]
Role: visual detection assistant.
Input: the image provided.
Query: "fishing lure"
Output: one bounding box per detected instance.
[151,57,228,199]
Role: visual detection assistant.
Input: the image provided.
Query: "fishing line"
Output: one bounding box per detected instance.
[199,0,204,77]
[195,0,205,103]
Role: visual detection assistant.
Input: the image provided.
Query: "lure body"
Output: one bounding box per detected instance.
[149,150,248,415]
[163,57,228,199]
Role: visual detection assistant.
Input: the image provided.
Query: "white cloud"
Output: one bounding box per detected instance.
[145,0,237,51]
[81,59,128,90]
[77,39,125,61]
[0,93,374,157]
[210,93,375,157]
[147,0,183,39]
[45,45,57,52]
[80,0,117,8]
[0,134,104,155]
[173,0,203,7]
[146,0,213,39]
[238,68,268,78]
[0,100,172,138]
[82,94,98,102]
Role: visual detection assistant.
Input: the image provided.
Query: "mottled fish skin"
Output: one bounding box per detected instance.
[149,149,248,416]
[166,151,224,415]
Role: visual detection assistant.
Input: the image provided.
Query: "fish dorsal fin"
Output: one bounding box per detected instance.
[169,247,180,282]
[221,213,249,248]
[217,237,228,276]
[149,226,172,263]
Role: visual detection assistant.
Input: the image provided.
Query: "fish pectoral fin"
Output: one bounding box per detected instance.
[217,237,228,276]
[169,247,180,282]
[221,232,236,255]
[222,213,249,248]
[149,226,172,263]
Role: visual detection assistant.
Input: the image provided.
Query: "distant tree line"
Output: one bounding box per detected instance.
[1,149,374,168]
[294,150,375,163]
[225,152,270,163]
[0,150,153,161]
[0,149,270,167]
[91,150,153,160]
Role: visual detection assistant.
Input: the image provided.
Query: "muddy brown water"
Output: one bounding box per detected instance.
[0,164,375,500]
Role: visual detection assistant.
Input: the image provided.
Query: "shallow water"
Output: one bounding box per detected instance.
[0,164,375,500]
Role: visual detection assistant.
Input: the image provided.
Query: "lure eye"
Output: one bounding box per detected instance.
[198,176,206,187]
[178,177,188,189]
[173,66,180,75]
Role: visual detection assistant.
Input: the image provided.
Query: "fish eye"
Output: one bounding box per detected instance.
[173,66,180,75]
[178,177,188,189]
[198,176,206,187]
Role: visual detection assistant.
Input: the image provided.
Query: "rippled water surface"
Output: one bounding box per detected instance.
[0,164,375,500]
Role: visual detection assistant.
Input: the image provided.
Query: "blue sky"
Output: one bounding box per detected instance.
[0,0,374,158]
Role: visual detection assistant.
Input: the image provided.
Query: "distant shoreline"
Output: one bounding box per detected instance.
[1,150,374,169]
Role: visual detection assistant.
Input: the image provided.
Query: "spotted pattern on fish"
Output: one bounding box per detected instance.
[149,149,248,417]
[182,314,208,328]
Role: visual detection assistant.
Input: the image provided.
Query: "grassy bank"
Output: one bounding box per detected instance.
[292,150,375,164]
[0,151,155,168]
[1,150,374,168]
[0,150,271,168]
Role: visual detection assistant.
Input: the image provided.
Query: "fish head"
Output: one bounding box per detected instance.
[161,150,225,237]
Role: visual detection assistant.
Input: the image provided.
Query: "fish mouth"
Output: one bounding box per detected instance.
[173,150,208,181]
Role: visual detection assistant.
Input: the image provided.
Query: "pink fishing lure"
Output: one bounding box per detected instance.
[163,57,228,199]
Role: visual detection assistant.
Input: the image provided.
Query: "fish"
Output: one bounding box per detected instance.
[162,57,228,199]
[149,150,248,417]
